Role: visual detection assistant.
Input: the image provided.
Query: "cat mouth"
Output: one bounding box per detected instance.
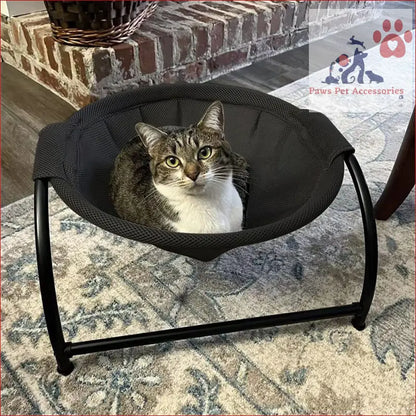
[186,182,206,194]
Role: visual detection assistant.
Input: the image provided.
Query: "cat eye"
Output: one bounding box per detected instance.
[165,156,180,168]
[198,146,212,160]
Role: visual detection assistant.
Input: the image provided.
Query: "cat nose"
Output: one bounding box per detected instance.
[186,170,200,182]
[185,165,200,181]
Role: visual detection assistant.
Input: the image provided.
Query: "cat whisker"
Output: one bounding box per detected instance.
[208,177,249,192]
[140,188,160,204]
[209,179,249,196]
[209,168,232,175]
[231,170,249,177]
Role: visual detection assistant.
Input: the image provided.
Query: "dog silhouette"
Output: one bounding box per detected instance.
[366,70,384,83]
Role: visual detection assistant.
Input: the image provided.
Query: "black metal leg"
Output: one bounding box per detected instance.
[34,179,74,375]
[345,154,378,330]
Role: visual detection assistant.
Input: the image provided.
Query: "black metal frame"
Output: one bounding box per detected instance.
[34,153,377,376]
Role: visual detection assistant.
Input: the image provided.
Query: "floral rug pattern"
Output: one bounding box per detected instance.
[2,80,415,414]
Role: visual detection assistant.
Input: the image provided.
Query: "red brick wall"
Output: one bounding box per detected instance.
[1,1,380,109]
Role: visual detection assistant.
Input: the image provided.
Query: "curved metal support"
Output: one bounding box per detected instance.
[345,154,378,330]
[34,179,74,375]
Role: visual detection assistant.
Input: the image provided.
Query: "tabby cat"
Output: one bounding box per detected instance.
[110,101,249,233]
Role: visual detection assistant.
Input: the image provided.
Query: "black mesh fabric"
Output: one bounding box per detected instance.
[34,84,354,261]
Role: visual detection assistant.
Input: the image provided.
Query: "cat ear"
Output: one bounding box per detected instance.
[135,122,167,151]
[197,101,224,134]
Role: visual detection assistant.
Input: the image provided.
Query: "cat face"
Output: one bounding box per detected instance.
[135,101,233,196]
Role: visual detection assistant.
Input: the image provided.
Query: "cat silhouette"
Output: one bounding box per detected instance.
[341,48,368,84]
[322,62,340,84]
[322,75,339,84]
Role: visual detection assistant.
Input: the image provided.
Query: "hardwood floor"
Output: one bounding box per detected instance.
[212,44,309,93]
[214,2,415,90]
[1,63,75,206]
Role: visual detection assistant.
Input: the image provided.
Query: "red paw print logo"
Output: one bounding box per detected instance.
[373,19,412,58]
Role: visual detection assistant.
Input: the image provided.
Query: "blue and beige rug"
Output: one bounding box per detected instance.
[1,43,415,416]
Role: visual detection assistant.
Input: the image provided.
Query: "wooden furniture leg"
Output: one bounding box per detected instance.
[374,109,415,220]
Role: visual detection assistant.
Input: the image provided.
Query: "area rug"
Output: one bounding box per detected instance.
[2,73,415,416]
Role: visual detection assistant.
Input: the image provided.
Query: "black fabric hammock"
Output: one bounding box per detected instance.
[33,84,377,375]
[34,83,354,261]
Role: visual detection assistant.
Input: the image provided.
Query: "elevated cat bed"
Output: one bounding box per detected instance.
[33,84,378,375]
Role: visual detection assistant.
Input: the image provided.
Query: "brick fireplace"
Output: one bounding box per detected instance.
[1,1,381,109]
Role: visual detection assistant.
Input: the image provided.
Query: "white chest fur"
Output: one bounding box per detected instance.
[155,175,243,233]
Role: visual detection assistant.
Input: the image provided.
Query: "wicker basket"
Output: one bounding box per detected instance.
[44,1,158,47]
